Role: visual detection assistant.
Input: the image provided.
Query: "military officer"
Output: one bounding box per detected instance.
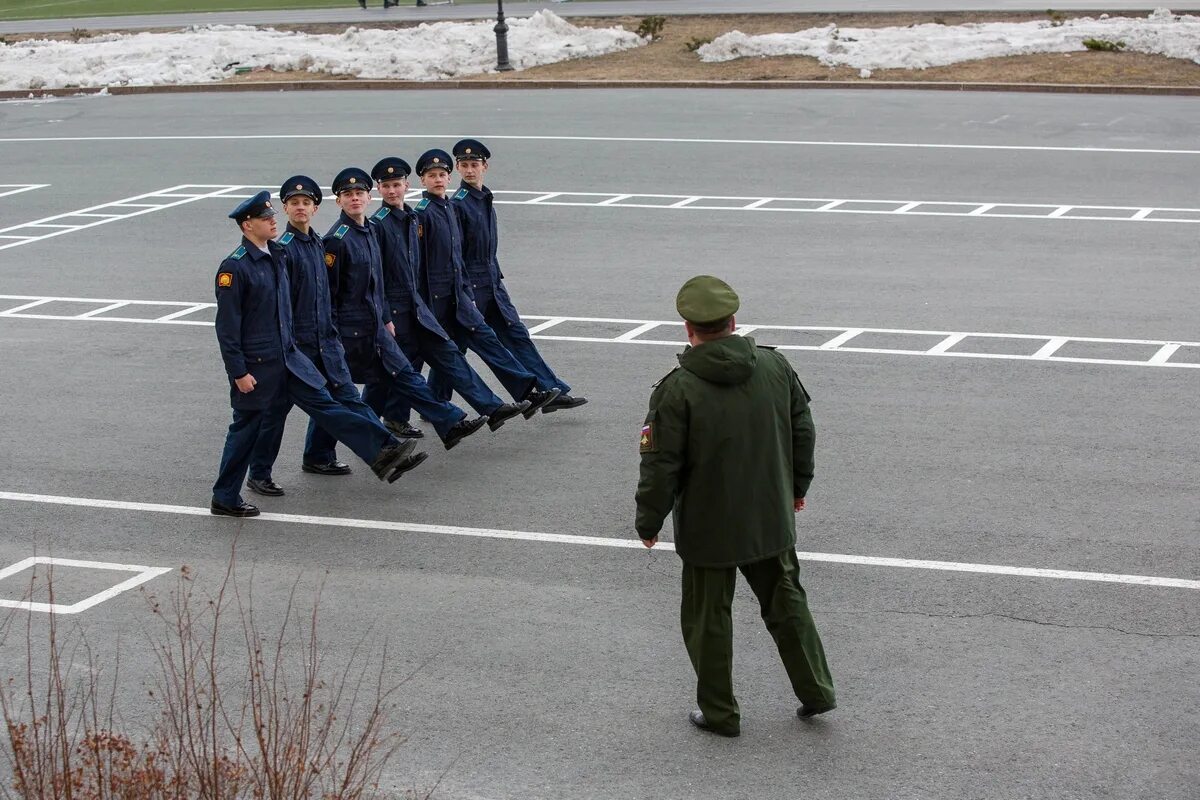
[366,156,533,437]
[211,191,426,517]
[635,276,836,737]
[450,139,587,414]
[411,149,560,416]
[321,167,503,452]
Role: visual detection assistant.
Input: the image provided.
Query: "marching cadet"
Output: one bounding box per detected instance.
[450,139,587,413]
[322,167,510,450]
[367,156,534,437]
[411,149,560,416]
[211,191,426,518]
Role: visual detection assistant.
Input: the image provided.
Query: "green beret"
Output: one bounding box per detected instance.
[675,275,740,324]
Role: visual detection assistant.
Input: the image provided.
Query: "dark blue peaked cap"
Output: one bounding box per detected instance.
[332,167,372,194]
[416,149,453,175]
[453,139,490,160]
[371,157,413,182]
[279,175,322,205]
[228,190,276,223]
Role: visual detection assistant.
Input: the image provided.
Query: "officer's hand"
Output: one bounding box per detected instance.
[641,536,658,549]
[794,498,806,512]
[235,374,257,393]
[385,321,396,336]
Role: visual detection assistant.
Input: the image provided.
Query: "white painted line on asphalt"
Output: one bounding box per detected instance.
[0,183,48,199]
[2,295,1197,370]
[0,555,172,615]
[0,184,244,251]
[1,134,1197,157]
[0,492,1196,591]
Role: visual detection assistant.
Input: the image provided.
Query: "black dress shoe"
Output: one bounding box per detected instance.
[386,451,429,482]
[301,460,352,476]
[443,415,487,451]
[210,499,260,518]
[521,388,561,418]
[385,419,424,438]
[541,394,589,413]
[370,439,418,479]
[688,710,739,738]
[246,478,284,497]
[797,702,836,719]
[487,401,530,432]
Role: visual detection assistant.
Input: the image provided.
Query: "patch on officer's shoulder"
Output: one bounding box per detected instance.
[324,252,336,268]
[229,245,246,260]
[332,224,350,239]
[372,207,390,221]
[278,232,294,245]
[415,198,430,211]
[216,272,234,289]
[639,423,655,453]
[453,188,468,200]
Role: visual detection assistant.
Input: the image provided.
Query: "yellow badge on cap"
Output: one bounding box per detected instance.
[217,272,233,288]
[324,253,336,268]
[349,177,357,184]
[295,184,303,190]
[465,148,472,154]
[433,157,440,164]
[387,166,394,174]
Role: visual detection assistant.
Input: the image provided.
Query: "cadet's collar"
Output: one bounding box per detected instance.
[285,222,312,241]
[421,190,449,206]
[459,181,490,199]
[241,235,274,260]
[338,210,371,231]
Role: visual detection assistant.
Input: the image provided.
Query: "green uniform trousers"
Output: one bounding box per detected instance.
[681,548,835,735]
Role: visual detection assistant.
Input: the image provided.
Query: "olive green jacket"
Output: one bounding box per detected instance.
[634,335,815,568]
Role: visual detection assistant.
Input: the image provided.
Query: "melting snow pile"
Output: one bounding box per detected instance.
[697,8,1200,72]
[0,10,646,91]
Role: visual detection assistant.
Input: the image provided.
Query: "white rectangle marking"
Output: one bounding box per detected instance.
[927,333,967,355]
[0,184,49,199]
[524,317,566,335]
[154,303,212,322]
[76,302,129,318]
[614,322,663,342]
[0,492,1195,591]
[0,298,53,315]
[0,555,172,615]
[1148,343,1182,365]
[819,329,864,350]
[597,194,632,206]
[1031,337,1070,359]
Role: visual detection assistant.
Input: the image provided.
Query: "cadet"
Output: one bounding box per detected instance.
[211,191,426,517]
[450,139,587,413]
[367,156,531,437]
[411,149,560,415]
[635,276,836,737]
[322,167,499,453]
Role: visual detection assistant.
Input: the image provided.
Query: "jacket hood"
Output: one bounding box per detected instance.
[678,334,757,385]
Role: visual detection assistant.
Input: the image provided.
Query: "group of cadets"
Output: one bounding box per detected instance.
[211,139,587,517]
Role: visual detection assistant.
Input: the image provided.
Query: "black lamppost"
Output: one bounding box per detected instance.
[494,0,514,72]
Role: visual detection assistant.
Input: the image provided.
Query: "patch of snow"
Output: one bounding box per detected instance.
[0,11,645,91]
[697,9,1200,70]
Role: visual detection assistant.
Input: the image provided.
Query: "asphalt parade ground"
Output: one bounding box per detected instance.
[0,88,1197,799]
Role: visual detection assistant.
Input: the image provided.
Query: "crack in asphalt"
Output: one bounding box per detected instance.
[821,608,1200,640]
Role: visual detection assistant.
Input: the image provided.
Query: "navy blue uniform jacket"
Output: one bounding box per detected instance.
[323,211,414,383]
[451,183,521,326]
[213,236,325,411]
[413,191,486,330]
[277,224,354,388]
[370,202,450,341]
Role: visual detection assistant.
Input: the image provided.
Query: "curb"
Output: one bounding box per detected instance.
[3,79,1199,99]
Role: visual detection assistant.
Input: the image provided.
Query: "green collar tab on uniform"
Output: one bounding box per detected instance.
[415,198,430,211]
[229,244,247,260]
[372,207,391,221]
[452,187,469,200]
[332,224,350,239]
[278,232,294,245]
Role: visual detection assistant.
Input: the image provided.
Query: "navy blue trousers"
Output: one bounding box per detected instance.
[213,375,393,506]
[380,310,506,423]
[248,380,381,479]
[477,296,570,395]
[428,314,538,405]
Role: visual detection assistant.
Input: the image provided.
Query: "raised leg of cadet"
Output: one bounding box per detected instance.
[459,321,540,401]
[285,377,424,479]
[484,306,571,396]
[212,409,268,514]
[680,563,741,736]
[303,380,384,471]
[416,328,526,428]
[739,550,837,714]
[378,363,469,441]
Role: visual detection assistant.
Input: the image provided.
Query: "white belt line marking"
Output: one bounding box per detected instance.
[0,491,1196,591]
[1,134,1197,157]
[1,295,1195,370]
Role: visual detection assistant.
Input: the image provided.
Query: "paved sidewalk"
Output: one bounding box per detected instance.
[1,0,1195,35]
